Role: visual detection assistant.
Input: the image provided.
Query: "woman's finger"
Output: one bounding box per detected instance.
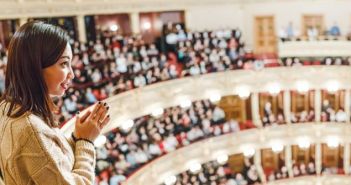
[89,102,103,120]
[75,112,81,125]
[80,110,91,123]
[99,115,110,129]
[96,104,109,123]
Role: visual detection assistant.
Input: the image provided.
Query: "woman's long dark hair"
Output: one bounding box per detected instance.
[1,21,70,127]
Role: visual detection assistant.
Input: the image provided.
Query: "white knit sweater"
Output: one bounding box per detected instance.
[0,102,96,185]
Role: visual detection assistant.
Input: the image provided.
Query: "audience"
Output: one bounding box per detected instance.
[0,26,350,185]
[290,109,315,123]
[282,57,351,66]
[321,100,347,123]
[95,100,245,184]
[278,21,344,41]
[266,165,289,182]
[166,157,260,185]
[322,165,343,175]
[0,27,350,124]
[261,102,285,127]
[292,162,316,177]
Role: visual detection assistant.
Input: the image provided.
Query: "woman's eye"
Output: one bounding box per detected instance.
[61,61,69,67]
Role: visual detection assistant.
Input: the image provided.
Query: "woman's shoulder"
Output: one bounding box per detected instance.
[0,101,54,136]
[0,103,53,153]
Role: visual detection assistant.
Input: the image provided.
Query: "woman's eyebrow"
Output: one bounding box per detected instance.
[59,56,71,60]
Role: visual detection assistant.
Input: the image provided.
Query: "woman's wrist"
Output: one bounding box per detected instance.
[76,138,94,146]
[71,133,94,145]
[71,132,78,142]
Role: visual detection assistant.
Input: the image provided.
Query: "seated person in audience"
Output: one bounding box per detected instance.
[323,57,333,65]
[307,26,319,40]
[307,110,315,122]
[278,26,288,41]
[322,100,331,113]
[336,108,347,122]
[329,22,341,37]
[286,22,295,40]
[334,58,343,65]
[307,162,316,174]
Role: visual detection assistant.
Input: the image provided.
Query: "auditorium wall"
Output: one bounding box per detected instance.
[184,0,351,48]
[1,0,351,48]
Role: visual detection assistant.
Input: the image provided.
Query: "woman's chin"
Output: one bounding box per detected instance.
[49,91,66,97]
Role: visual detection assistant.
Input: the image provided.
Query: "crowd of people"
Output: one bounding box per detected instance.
[95,100,244,185]
[321,100,348,123]
[260,97,349,125]
[261,102,285,127]
[292,162,316,177]
[321,165,343,175]
[290,110,315,123]
[1,26,350,124]
[174,29,250,76]
[165,157,260,185]
[266,165,289,182]
[278,21,344,41]
[0,28,249,123]
[281,57,351,66]
[0,25,351,185]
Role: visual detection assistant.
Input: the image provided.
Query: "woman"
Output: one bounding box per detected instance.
[0,21,110,184]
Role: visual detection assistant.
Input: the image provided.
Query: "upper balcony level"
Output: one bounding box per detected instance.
[62,65,351,135]
[278,39,351,58]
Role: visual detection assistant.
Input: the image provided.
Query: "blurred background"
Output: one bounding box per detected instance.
[1,0,351,185]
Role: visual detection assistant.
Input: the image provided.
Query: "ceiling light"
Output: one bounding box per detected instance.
[164,175,176,185]
[143,22,151,30]
[151,107,164,117]
[298,137,310,149]
[180,99,192,108]
[271,141,284,153]
[94,135,107,148]
[296,80,309,93]
[235,85,251,99]
[326,80,339,93]
[267,82,281,95]
[188,162,202,173]
[121,119,134,131]
[327,136,339,148]
[216,154,229,164]
[243,147,255,157]
[110,24,119,32]
[209,93,221,103]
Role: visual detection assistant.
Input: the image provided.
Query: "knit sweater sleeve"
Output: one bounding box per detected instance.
[65,134,76,150]
[24,117,96,185]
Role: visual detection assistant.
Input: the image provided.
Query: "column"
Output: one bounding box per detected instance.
[19,17,28,26]
[315,143,322,175]
[76,15,87,43]
[314,90,322,122]
[254,149,266,183]
[283,90,291,124]
[344,144,350,174]
[251,92,262,127]
[130,11,140,35]
[184,9,191,31]
[345,90,350,123]
[285,144,293,177]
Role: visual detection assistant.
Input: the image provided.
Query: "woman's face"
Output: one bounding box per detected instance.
[43,43,74,97]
